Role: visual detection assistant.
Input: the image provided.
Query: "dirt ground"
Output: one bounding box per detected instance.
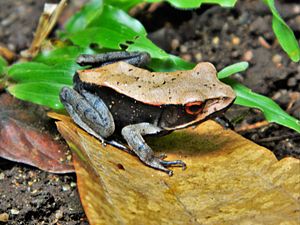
[0,0,299,224]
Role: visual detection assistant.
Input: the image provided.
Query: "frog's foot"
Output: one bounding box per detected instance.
[145,156,186,176]
[122,123,186,176]
[160,159,186,170]
[157,153,186,168]
[214,115,234,130]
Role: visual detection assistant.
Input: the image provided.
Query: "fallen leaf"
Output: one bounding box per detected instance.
[0,93,73,173]
[54,113,300,224]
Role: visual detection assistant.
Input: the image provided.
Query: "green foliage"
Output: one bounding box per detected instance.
[106,0,237,9]
[64,3,192,70]
[149,0,237,8]
[6,46,94,109]
[8,62,76,84]
[34,46,94,64]
[0,56,7,76]
[263,0,300,62]
[217,62,249,79]
[103,0,143,10]
[5,0,300,132]
[224,78,300,132]
[7,62,74,109]
[64,0,104,34]
[7,82,65,109]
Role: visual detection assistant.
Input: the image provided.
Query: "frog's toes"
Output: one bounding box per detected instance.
[146,158,173,176]
[160,159,187,170]
[146,157,186,175]
[157,154,187,169]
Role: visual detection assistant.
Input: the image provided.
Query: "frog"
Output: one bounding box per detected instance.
[59,51,236,175]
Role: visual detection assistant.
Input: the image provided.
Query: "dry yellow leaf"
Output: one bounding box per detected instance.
[50,112,300,225]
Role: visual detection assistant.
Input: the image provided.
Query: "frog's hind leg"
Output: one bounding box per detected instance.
[121,123,186,176]
[76,51,151,68]
[59,87,115,143]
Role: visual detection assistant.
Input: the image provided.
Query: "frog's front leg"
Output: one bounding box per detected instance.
[214,116,234,130]
[60,87,115,143]
[121,123,186,176]
[77,51,150,68]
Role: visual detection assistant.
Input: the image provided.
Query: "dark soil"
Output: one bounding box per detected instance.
[0,0,299,224]
[0,161,86,225]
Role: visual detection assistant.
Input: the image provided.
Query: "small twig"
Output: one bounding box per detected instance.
[21,0,67,59]
[256,133,300,143]
[236,120,269,132]
[0,45,15,62]
[147,2,163,13]
[129,3,147,16]
[129,2,163,17]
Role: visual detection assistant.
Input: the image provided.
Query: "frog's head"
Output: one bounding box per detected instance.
[158,62,236,130]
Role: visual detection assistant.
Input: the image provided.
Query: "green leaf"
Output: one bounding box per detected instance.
[6,45,89,109]
[224,78,300,133]
[34,46,94,65]
[126,36,168,59]
[148,55,194,72]
[218,62,249,79]
[147,0,237,8]
[68,27,128,49]
[7,82,67,109]
[66,4,147,49]
[263,0,300,62]
[64,0,104,34]
[103,0,142,11]
[106,0,237,10]
[0,55,8,76]
[88,4,146,35]
[8,62,76,84]
[65,4,194,71]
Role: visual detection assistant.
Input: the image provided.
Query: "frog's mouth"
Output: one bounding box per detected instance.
[203,97,235,117]
[167,97,235,130]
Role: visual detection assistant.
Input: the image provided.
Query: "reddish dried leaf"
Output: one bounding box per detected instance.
[0,93,73,173]
[54,112,300,224]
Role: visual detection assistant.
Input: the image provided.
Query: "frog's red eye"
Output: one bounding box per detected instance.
[185,101,203,115]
